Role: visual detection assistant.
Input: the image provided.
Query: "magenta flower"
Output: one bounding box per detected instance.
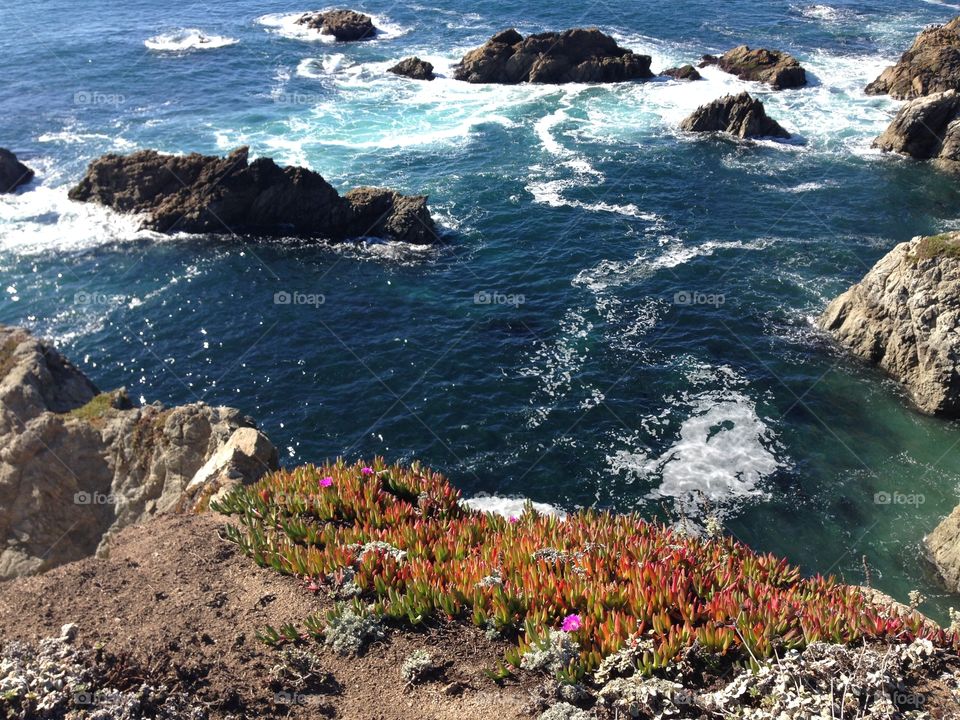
[320,476,334,488]
[508,516,519,524]
[561,614,582,632]
[361,466,374,475]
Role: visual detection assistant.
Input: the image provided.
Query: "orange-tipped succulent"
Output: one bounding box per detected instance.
[213,458,957,677]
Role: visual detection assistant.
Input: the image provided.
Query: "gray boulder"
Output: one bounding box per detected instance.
[873,89,960,171]
[0,148,34,193]
[296,9,375,41]
[701,46,807,89]
[680,92,791,139]
[927,505,960,593]
[818,234,960,417]
[453,27,653,84]
[68,147,439,244]
[389,57,435,81]
[866,16,960,99]
[0,325,279,579]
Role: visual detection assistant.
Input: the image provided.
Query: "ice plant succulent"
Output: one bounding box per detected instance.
[562,614,582,633]
[213,458,957,678]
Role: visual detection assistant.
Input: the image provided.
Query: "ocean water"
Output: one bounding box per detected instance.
[3,0,960,620]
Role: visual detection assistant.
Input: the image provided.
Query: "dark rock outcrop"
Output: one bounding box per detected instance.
[680,92,791,139]
[866,17,960,99]
[701,46,807,89]
[661,65,702,81]
[873,90,960,170]
[68,147,438,244]
[388,56,435,81]
[296,9,375,41]
[452,28,653,84]
[0,325,279,579]
[0,148,34,193]
[818,233,960,418]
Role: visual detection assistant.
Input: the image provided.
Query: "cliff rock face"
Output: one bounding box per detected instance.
[0,325,279,579]
[701,46,807,89]
[452,28,653,84]
[0,149,34,193]
[818,234,960,417]
[927,505,960,594]
[680,92,791,139]
[295,9,375,41]
[68,147,438,244]
[866,16,960,99]
[873,89,960,170]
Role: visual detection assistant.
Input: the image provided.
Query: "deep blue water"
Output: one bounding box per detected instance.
[3,0,960,620]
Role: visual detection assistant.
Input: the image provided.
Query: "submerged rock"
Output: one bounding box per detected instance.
[661,64,701,81]
[866,16,960,99]
[452,27,653,84]
[0,148,34,193]
[873,89,960,170]
[818,233,960,417]
[295,9,375,41]
[0,325,279,579]
[701,46,807,89]
[68,147,438,244]
[680,92,791,139]
[388,56,435,80]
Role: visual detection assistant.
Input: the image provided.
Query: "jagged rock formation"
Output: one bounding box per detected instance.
[818,233,960,417]
[700,46,807,89]
[661,65,701,81]
[388,57,435,80]
[295,9,375,41]
[873,89,960,171]
[0,149,34,193]
[68,147,438,244]
[680,92,791,139]
[0,325,279,579]
[452,28,653,84]
[866,16,960,99]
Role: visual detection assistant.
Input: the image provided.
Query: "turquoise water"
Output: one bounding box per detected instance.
[3,0,960,620]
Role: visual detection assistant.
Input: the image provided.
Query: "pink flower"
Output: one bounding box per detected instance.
[561,614,582,633]
[508,516,519,524]
[320,476,333,488]
[361,466,374,475]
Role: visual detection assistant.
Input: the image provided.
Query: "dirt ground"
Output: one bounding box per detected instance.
[0,514,541,720]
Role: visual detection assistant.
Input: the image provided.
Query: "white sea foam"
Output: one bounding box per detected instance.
[464,495,567,519]
[256,10,407,43]
[0,186,163,256]
[520,306,594,428]
[572,238,767,294]
[607,362,783,515]
[144,28,239,52]
[799,4,843,21]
